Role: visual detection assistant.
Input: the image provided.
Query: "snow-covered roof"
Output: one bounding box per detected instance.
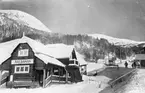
[135,54,145,60]
[75,51,87,65]
[45,44,74,59]
[0,36,64,67]
[35,53,65,67]
[46,43,87,65]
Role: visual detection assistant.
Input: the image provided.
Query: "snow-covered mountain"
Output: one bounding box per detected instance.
[88,34,145,47]
[0,10,51,32]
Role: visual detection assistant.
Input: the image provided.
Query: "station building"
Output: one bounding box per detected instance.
[0,36,86,88]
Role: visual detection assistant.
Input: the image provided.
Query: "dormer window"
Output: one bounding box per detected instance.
[69,59,79,66]
[18,49,29,57]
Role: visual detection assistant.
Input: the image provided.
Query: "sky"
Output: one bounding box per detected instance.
[0,0,145,41]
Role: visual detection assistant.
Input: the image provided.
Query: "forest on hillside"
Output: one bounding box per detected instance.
[0,20,143,62]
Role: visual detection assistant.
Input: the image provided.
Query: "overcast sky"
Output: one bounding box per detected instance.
[0,0,145,41]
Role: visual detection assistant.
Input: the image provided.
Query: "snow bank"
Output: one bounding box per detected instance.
[0,75,110,93]
[119,69,145,93]
[87,63,105,75]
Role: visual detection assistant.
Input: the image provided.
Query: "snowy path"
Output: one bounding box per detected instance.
[117,69,145,93]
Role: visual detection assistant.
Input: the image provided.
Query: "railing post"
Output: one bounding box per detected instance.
[64,68,68,83]
[51,68,53,83]
[59,68,60,83]
[43,69,46,88]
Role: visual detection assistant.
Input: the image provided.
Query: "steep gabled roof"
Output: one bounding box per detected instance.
[46,43,87,65]
[45,44,74,59]
[0,36,65,67]
[75,51,87,65]
[35,53,65,67]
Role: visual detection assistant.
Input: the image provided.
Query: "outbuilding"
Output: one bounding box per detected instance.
[134,54,145,67]
[45,44,85,82]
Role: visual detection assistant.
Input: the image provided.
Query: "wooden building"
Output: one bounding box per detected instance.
[46,44,87,81]
[134,54,145,67]
[0,36,68,88]
[75,51,87,75]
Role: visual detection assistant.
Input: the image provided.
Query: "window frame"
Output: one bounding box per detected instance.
[14,65,30,74]
[18,49,29,57]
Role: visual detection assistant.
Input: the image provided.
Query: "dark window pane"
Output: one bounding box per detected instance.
[25,67,28,71]
[21,67,24,71]
[16,67,19,71]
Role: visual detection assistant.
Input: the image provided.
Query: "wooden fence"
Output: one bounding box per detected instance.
[0,71,9,86]
[43,75,71,88]
[109,68,137,88]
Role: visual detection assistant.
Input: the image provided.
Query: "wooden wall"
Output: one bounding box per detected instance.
[9,43,35,81]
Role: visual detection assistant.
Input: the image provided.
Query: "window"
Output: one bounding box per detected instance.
[69,59,79,66]
[16,67,19,72]
[25,67,28,71]
[18,49,29,57]
[14,65,30,73]
[21,67,24,71]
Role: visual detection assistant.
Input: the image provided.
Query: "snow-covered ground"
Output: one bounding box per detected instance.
[87,62,105,72]
[117,69,145,93]
[0,62,110,93]
[0,61,136,93]
[0,75,110,93]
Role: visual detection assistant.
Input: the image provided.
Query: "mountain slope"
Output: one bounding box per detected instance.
[0,10,51,32]
[0,10,144,61]
[88,34,145,47]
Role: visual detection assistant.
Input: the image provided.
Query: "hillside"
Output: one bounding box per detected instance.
[0,10,51,32]
[36,33,143,62]
[0,10,144,62]
[89,34,145,47]
[0,10,51,42]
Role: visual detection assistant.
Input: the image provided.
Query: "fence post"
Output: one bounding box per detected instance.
[59,68,60,83]
[43,69,46,88]
[66,70,68,83]
[64,68,68,83]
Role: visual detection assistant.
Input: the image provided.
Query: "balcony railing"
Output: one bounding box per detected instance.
[43,75,71,88]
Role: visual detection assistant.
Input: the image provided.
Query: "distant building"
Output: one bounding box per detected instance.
[134,54,145,67]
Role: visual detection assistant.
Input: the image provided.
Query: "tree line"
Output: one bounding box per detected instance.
[0,20,143,62]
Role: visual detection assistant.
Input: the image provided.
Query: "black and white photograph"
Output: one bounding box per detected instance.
[0,0,145,93]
